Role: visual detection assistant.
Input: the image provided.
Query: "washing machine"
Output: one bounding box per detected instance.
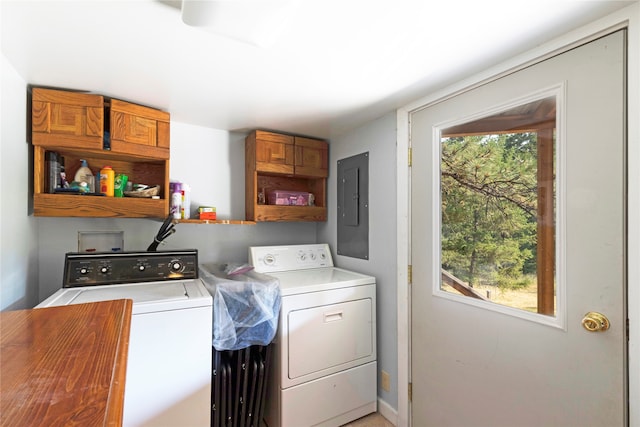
[37,250,212,427]
[249,243,377,427]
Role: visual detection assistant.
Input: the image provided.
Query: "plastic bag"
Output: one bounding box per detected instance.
[223,263,255,276]
[200,264,281,351]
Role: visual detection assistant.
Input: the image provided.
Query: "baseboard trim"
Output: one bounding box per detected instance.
[377,398,398,426]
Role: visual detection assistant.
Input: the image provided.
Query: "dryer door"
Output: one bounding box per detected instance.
[287,296,373,379]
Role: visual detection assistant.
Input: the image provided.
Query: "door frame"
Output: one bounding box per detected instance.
[396,4,640,427]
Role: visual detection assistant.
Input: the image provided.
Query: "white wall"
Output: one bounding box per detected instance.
[317,111,398,413]
[169,123,246,219]
[0,54,39,310]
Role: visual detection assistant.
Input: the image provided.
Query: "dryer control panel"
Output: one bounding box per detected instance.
[62,250,199,288]
[249,244,334,273]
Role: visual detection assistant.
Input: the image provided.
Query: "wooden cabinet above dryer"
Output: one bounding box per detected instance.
[246,130,328,222]
[252,130,328,178]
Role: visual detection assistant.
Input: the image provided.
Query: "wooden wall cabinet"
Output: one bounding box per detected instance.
[31,87,170,218]
[32,88,104,150]
[246,130,328,222]
[109,99,170,159]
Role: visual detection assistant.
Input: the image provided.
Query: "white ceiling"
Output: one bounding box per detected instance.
[1,1,634,139]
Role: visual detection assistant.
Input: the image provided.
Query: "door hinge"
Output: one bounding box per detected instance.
[627,318,630,342]
[408,382,412,402]
[408,147,412,167]
[408,264,412,284]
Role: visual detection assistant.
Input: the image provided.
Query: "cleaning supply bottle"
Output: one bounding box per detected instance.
[74,159,94,193]
[171,182,182,219]
[181,184,191,219]
[114,174,128,197]
[100,166,115,196]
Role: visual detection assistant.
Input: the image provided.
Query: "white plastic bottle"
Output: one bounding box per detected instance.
[74,159,94,192]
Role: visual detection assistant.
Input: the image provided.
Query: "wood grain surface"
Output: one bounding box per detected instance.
[0,300,132,426]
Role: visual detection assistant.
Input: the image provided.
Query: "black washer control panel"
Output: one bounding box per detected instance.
[62,250,199,288]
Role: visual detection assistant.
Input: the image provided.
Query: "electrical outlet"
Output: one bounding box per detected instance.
[381,370,391,392]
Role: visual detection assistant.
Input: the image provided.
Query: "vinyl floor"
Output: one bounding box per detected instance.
[341,412,395,427]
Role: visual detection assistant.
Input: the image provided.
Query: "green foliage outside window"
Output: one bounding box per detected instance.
[441,133,539,291]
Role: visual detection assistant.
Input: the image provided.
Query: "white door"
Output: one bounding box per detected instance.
[410,30,626,426]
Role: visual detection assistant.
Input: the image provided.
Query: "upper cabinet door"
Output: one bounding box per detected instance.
[110,99,170,159]
[294,136,328,178]
[32,88,104,150]
[254,131,295,174]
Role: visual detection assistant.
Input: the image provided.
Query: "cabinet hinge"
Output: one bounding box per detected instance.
[408,382,412,402]
[408,147,412,167]
[408,264,412,284]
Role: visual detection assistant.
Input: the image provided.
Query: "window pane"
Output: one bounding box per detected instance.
[439,97,556,316]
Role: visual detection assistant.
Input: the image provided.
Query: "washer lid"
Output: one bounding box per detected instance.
[37,279,212,314]
[266,267,375,296]
[72,282,188,305]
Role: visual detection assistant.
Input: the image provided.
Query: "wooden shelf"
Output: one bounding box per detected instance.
[35,140,169,162]
[175,219,256,225]
[34,193,167,218]
[252,205,326,222]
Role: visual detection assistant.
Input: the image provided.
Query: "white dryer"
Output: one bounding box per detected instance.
[249,243,377,427]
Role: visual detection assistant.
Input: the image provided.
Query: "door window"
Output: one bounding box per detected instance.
[437,93,562,321]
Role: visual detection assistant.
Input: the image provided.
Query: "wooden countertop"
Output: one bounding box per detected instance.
[0,299,133,426]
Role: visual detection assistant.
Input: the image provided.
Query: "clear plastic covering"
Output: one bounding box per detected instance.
[200,264,281,351]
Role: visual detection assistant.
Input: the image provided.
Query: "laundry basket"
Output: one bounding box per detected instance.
[199,264,281,427]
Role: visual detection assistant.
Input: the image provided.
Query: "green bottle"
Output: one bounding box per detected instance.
[114,174,128,197]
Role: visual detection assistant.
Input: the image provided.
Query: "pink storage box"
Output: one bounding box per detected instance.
[268,190,311,206]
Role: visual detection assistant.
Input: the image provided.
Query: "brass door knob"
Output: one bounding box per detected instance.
[582,312,610,332]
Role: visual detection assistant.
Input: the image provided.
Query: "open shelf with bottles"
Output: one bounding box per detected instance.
[33,147,169,218]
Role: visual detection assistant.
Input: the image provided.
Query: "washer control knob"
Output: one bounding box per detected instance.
[80,267,89,275]
[138,265,145,272]
[100,266,109,274]
[171,261,183,272]
[263,254,275,265]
